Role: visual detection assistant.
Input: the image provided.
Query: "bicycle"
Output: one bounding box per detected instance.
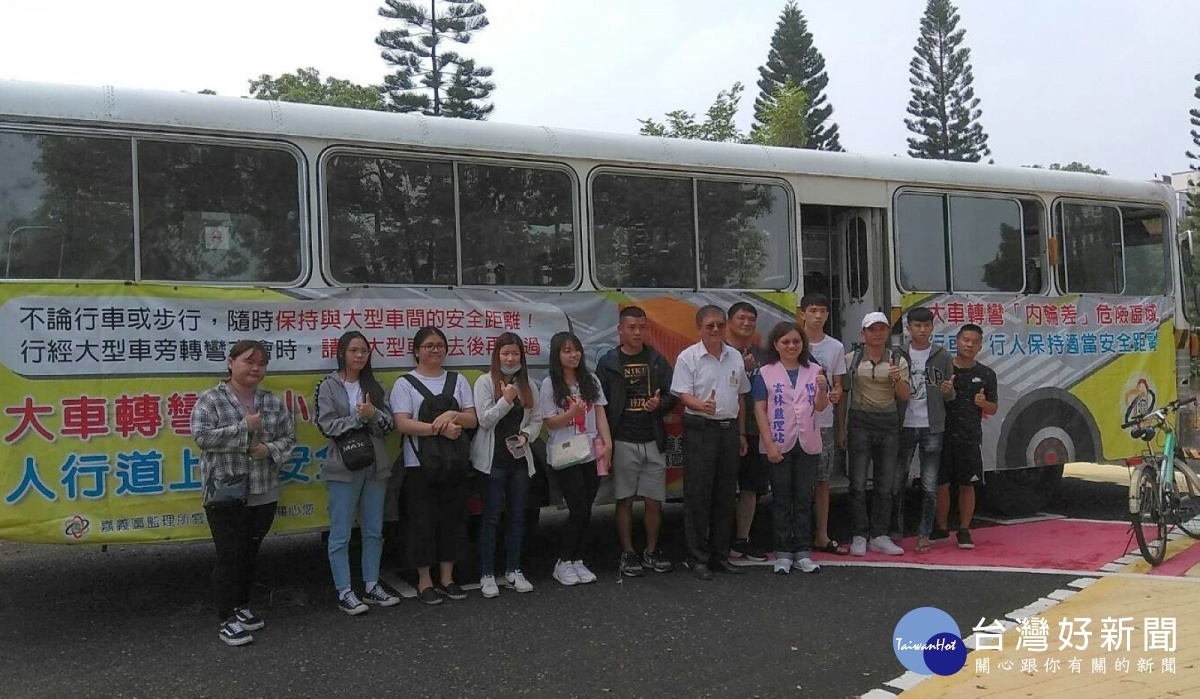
[1123,396,1200,565]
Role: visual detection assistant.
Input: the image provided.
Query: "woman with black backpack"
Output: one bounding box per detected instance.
[315,331,400,615]
[390,325,478,605]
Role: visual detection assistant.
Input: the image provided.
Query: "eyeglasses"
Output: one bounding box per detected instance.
[420,343,447,352]
[702,322,727,331]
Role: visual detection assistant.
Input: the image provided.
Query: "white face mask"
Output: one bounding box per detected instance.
[500,364,521,376]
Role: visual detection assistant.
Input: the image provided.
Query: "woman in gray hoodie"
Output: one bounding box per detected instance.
[314,330,399,614]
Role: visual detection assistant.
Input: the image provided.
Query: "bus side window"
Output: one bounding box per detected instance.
[1056,202,1123,294]
[137,141,302,284]
[0,132,134,280]
[1120,206,1169,296]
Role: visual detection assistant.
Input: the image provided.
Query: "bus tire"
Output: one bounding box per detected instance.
[984,395,1095,515]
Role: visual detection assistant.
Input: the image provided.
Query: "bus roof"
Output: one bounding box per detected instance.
[0,79,1173,205]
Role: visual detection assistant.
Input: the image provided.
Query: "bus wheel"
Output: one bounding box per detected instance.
[984,398,1094,516]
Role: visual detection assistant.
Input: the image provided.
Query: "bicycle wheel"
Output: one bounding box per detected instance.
[1172,460,1200,539]
[1133,464,1167,565]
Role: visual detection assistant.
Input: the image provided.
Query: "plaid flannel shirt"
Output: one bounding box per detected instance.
[190,380,296,497]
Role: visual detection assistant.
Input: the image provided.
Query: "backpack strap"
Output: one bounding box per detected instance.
[402,373,436,401]
[440,371,459,400]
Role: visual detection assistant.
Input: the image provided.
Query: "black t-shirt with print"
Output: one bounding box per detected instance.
[614,349,656,443]
[944,361,998,445]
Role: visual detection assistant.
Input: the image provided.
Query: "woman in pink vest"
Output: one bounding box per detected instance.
[751,322,829,575]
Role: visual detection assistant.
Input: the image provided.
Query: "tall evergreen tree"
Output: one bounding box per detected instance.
[904,0,990,161]
[1188,71,1200,218]
[752,1,843,151]
[376,0,495,118]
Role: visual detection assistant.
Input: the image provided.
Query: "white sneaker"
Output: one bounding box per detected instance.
[505,570,534,593]
[773,558,792,574]
[869,535,904,555]
[553,559,580,586]
[850,536,868,556]
[572,560,597,584]
[480,575,500,598]
[795,557,821,574]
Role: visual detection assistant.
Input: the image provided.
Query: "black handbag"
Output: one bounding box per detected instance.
[334,426,376,471]
[203,472,248,508]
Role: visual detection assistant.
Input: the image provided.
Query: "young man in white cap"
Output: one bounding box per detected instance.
[837,312,910,556]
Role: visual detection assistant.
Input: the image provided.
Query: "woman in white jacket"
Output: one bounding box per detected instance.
[472,332,544,598]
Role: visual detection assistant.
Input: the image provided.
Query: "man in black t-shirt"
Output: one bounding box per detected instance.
[726,301,770,562]
[935,324,998,550]
[597,306,678,577]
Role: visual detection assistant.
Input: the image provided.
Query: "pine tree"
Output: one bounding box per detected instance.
[1188,71,1200,219]
[752,1,843,151]
[376,0,495,118]
[904,0,990,161]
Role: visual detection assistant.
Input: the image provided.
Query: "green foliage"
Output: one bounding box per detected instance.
[248,68,386,110]
[1025,162,1110,175]
[638,82,746,142]
[752,1,842,151]
[1188,71,1200,228]
[376,0,495,119]
[905,0,991,162]
[749,79,809,148]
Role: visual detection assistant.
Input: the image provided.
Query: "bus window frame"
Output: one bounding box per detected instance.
[318,146,582,291]
[892,187,1035,295]
[0,124,311,288]
[1053,198,1130,296]
[586,165,797,293]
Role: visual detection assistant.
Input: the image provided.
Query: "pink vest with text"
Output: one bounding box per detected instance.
[759,361,823,456]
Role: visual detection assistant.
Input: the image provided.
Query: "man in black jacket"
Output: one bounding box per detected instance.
[597,305,678,576]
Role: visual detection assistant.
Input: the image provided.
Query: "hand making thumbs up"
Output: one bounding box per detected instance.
[356,393,376,419]
[702,389,717,416]
[645,388,663,412]
[973,387,987,408]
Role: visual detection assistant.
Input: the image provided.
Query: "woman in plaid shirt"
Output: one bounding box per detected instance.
[190,339,296,647]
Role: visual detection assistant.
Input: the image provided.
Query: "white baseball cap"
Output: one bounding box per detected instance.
[861,311,891,329]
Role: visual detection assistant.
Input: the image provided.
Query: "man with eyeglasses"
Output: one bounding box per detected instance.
[670,305,751,580]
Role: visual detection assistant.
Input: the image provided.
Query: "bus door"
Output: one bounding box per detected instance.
[838,208,888,343]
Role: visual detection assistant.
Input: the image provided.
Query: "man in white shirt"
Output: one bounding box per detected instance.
[670,305,751,580]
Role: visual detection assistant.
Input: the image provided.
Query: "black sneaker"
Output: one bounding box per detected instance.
[931,528,950,541]
[437,582,468,600]
[957,529,975,549]
[683,560,713,581]
[730,538,767,562]
[218,618,253,646]
[643,549,674,573]
[337,590,369,616]
[619,550,645,577]
[417,586,443,606]
[233,606,264,631]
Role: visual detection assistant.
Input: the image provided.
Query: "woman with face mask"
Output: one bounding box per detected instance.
[471,332,544,598]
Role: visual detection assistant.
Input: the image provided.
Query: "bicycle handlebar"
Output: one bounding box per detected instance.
[1122,397,1198,429]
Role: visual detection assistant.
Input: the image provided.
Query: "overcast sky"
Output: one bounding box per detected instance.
[1,0,1197,180]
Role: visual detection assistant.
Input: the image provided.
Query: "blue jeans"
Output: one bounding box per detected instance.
[895,428,943,539]
[769,445,819,558]
[479,459,531,576]
[326,470,387,592]
[848,426,899,539]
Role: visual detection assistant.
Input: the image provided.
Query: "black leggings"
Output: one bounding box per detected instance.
[206,502,276,621]
[557,461,599,562]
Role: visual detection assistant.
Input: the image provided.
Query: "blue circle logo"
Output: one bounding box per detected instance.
[893,607,967,676]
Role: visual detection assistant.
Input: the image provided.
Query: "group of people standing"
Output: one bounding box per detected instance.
[188,296,997,646]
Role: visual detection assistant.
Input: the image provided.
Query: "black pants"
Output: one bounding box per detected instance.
[206,501,276,621]
[682,420,739,564]
[404,466,470,570]
[557,460,599,562]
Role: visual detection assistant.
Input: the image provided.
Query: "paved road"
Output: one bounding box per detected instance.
[0,472,1128,698]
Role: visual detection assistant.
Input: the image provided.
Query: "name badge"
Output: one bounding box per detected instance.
[727,371,740,388]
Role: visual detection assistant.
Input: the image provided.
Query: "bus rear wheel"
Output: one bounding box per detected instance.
[984,397,1093,516]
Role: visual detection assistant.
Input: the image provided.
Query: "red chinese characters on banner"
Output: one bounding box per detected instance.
[115,394,163,438]
[4,397,54,443]
[61,396,109,440]
[167,392,198,435]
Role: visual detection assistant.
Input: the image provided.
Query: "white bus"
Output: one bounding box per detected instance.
[0,79,1187,543]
